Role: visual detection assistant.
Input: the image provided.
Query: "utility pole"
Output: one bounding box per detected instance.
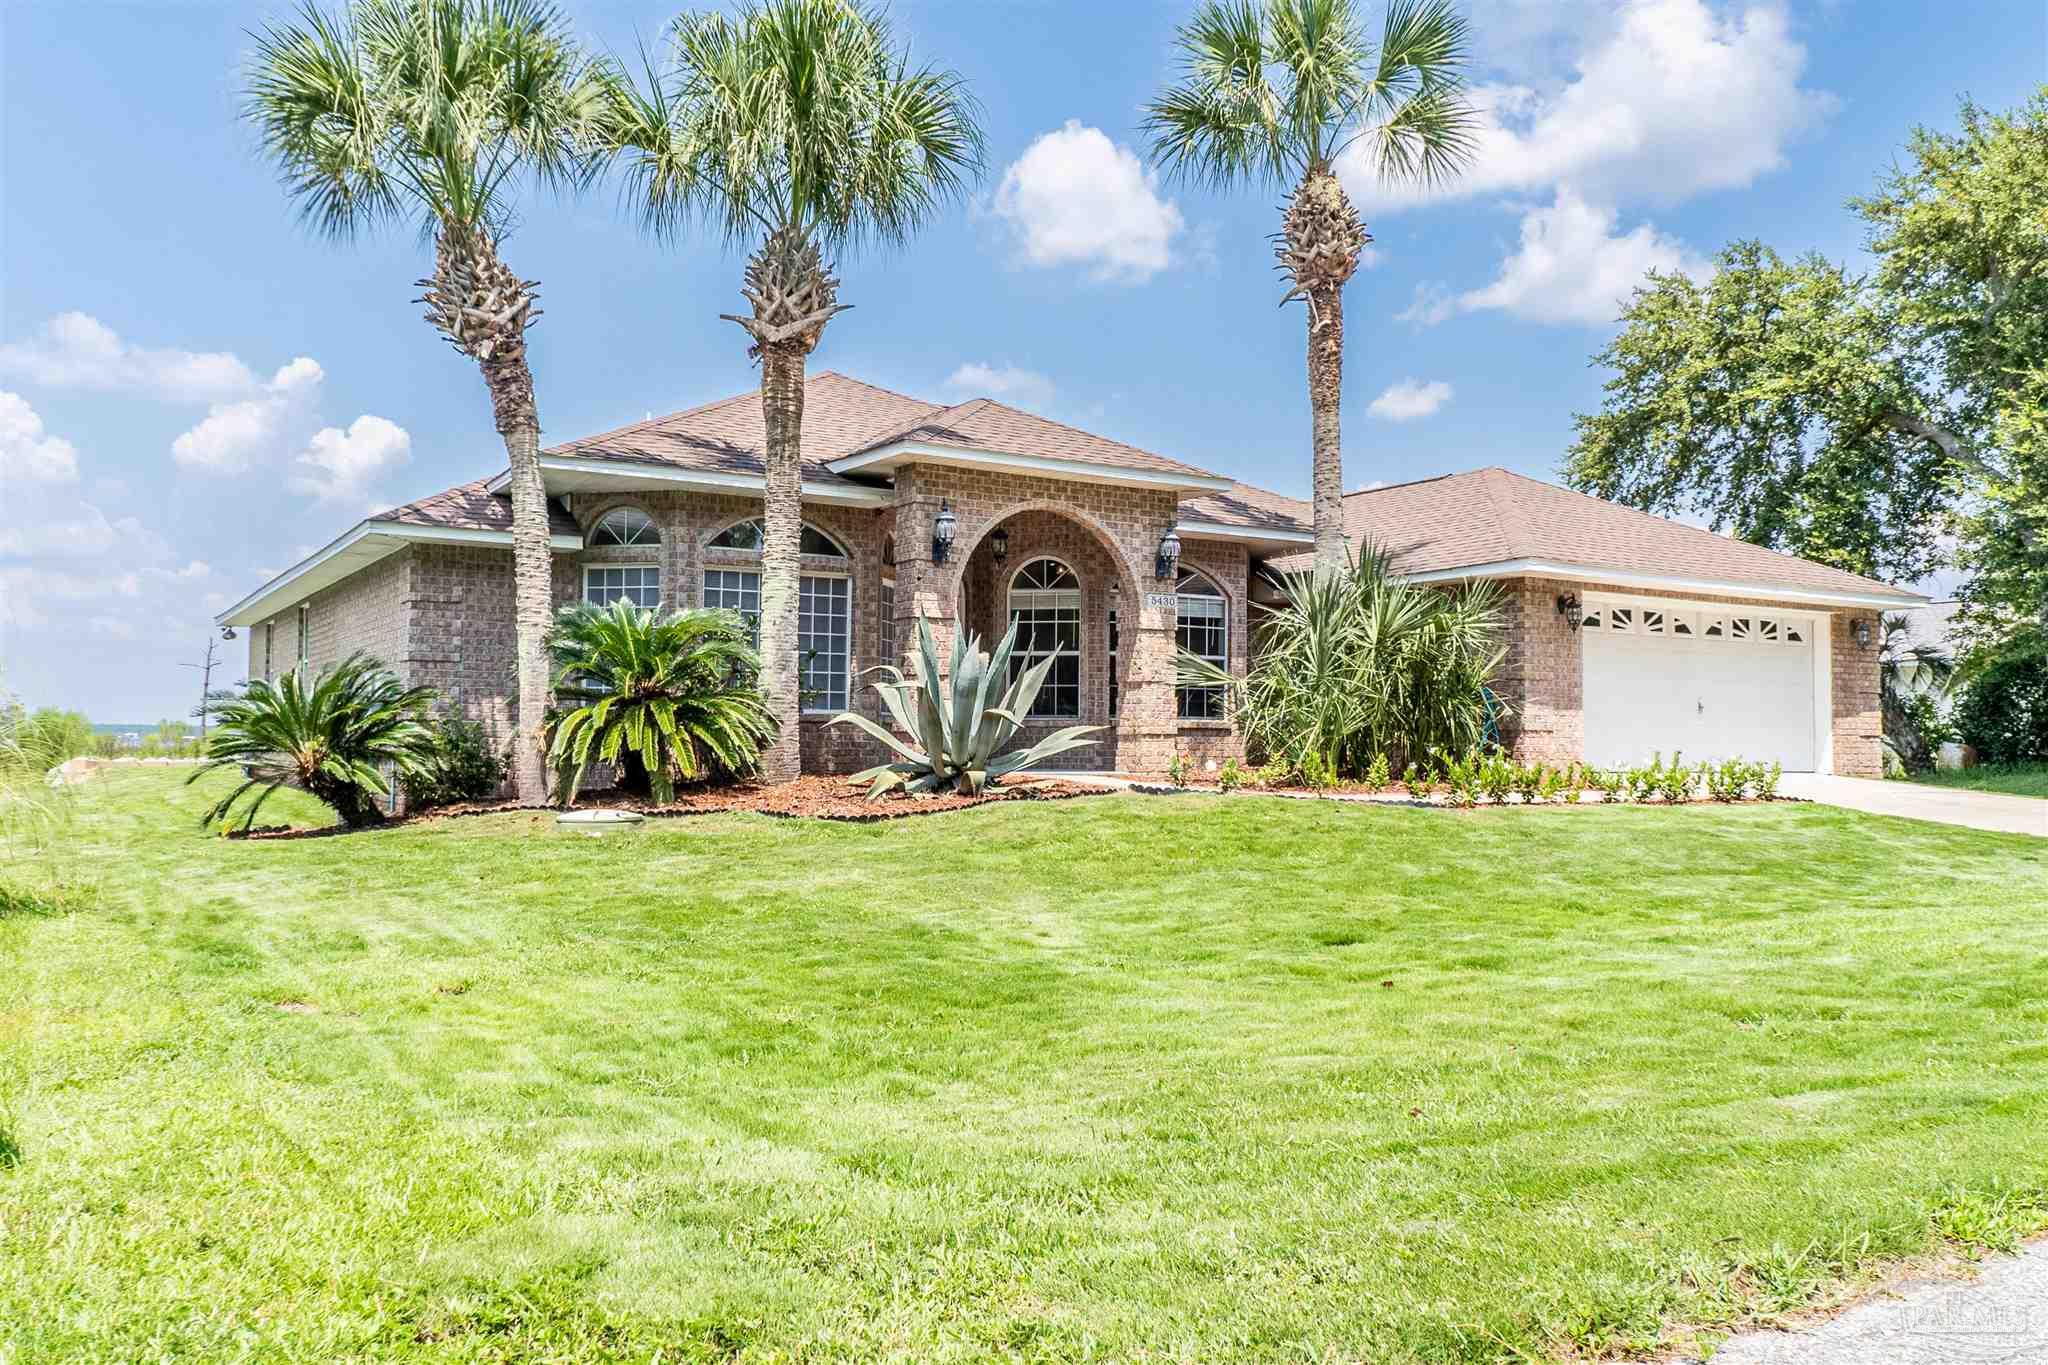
[180,636,223,749]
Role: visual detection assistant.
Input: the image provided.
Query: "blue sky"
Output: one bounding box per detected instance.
[3,0,2042,720]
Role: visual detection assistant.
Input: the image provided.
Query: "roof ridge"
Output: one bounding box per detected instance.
[1480,467,1535,560]
[810,370,943,408]
[1340,469,1469,498]
[546,387,757,455]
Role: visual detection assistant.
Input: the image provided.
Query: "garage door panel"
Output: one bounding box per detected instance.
[1581,605,1816,771]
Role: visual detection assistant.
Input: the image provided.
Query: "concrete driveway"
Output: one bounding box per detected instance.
[1779,774,2047,837]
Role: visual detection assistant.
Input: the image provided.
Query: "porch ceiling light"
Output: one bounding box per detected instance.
[932,501,957,564]
[1556,593,1583,630]
[1156,525,1182,580]
[990,526,1009,563]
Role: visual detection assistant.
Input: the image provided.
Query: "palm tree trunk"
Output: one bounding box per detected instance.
[496,410,554,806]
[1307,280,1347,576]
[756,342,806,784]
[419,226,552,805]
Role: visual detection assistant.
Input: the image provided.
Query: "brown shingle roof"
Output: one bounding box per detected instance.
[844,395,1221,480]
[1181,481,1310,536]
[372,477,579,538]
[547,372,942,486]
[1268,467,1920,601]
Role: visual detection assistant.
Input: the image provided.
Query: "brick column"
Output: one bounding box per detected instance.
[892,469,956,677]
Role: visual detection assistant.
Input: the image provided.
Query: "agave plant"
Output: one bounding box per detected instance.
[188,654,439,830]
[829,616,1100,797]
[546,600,778,804]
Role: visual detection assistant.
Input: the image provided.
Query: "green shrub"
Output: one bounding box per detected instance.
[1752,761,1784,800]
[1440,749,1482,807]
[1594,767,1628,802]
[1217,757,1247,791]
[1167,752,1193,789]
[401,715,506,809]
[1512,761,1545,803]
[1954,645,2048,762]
[1658,754,1694,803]
[834,615,1102,797]
[549,600,778,803]
[1401,760,1421,791]
[1185,543,1507,781]
[1563,764,1588,803]
[1364,752,1390,792]
[1297,749,1338,791]
[1704,757,1747,801]
[1538,765,1565,802]
[190,655,438,829]
[1479,751,1515,804]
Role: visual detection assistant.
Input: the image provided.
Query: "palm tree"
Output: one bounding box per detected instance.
[597,0,982,783]
[1146,0,1477,574]
[244,0,605,804]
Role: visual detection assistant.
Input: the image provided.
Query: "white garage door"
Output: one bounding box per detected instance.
[1581,599,1819,771]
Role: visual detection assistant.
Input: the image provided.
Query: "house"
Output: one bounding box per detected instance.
[214,372,1924,779]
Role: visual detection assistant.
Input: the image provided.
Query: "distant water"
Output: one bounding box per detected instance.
[92,723,166,735]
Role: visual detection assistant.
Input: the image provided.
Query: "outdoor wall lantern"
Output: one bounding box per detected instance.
[1556,593,1583,630]
[931,501,957,564]
[221,625,237,640]
[989,526,1009,563]
[1156,525,1183,580]
[1854,617,1872,649]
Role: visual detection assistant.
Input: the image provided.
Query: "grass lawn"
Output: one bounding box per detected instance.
[1908,761,2048,798]
[4,769,2047,1363]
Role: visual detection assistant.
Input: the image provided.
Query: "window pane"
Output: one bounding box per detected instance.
[585,565,660,609]
[1008,560,1081,718]
[706,519,846,558]
[592,507,659,546]
[879,578,896,663]
[1175,573,1227,719]
[798,575,850,712]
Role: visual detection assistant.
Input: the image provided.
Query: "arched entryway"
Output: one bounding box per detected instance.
[945,504,1151,771]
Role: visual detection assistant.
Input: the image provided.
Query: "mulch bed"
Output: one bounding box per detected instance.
[225,776,1109,838]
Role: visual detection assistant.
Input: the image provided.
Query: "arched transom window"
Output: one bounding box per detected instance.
[706,519,848,558]
[584,507,662,608]
[590,506,660,547]
[1175,568,1227,719]
[701,519,853,712]
[1008,558,1081,719]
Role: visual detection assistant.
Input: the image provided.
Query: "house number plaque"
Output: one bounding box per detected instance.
[1143,592,1179,610]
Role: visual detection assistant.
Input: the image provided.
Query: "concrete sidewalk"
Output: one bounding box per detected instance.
[1715,1242,2048,1365]
[1778,774,2046,837]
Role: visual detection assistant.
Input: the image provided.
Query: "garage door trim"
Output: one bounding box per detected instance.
[1580,590,1832,773]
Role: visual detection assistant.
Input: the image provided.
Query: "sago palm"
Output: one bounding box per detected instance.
[244,0,605,804]
[545,600,780,804]
[597,0,982,783]
[1146,0,1476,573]
[188,654,439,829]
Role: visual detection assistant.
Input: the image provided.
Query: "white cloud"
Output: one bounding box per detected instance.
[0,566,144,631]
[290,415,411,503]
[0,502,144,558]
[89,614,138,641]
[1394,283,1458,326]
[172,357,326,474]
[1342,0,1835,213]
[1367,379,1455,421]
[992,121,1184,282]
[0,312,259,401]
[945,362,1055,410]
[1456,189,1710,325]
[0,392,80,483]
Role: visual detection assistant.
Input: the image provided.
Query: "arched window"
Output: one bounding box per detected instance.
[1008,558,1081,719]
[706,519,848,558]
[1175,568,1227,719]
[584,507,662,608]
[590,506,660,547]
[701,519,853,712]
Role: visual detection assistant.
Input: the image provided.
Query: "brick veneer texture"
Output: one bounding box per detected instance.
[1494,575,1881,776]
[247,481,1257,784]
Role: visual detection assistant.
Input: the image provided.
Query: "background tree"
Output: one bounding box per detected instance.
[1567,90,2048,649]
[598,0,982,783]
[245,0,605,804]
[1147,0,1476,574]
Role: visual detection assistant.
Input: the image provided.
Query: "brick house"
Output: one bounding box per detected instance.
[215,372,1923,779]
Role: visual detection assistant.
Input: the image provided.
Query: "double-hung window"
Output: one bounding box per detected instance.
[583,508,662,608]
[1007,558,1081,719]
[702,520,853,713]
[1174,569,1227,719]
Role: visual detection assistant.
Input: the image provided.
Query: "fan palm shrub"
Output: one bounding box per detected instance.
[188,655,438,830]
[1183,541,1505,778]
[1146,0,1475,574]
[545,600,778,803]
[828,616,1100,797]
[596,0,983,783]
[245,0,607,804]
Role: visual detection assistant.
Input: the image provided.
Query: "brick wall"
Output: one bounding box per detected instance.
[1493,575,1884,776]
[246,547,412,686]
